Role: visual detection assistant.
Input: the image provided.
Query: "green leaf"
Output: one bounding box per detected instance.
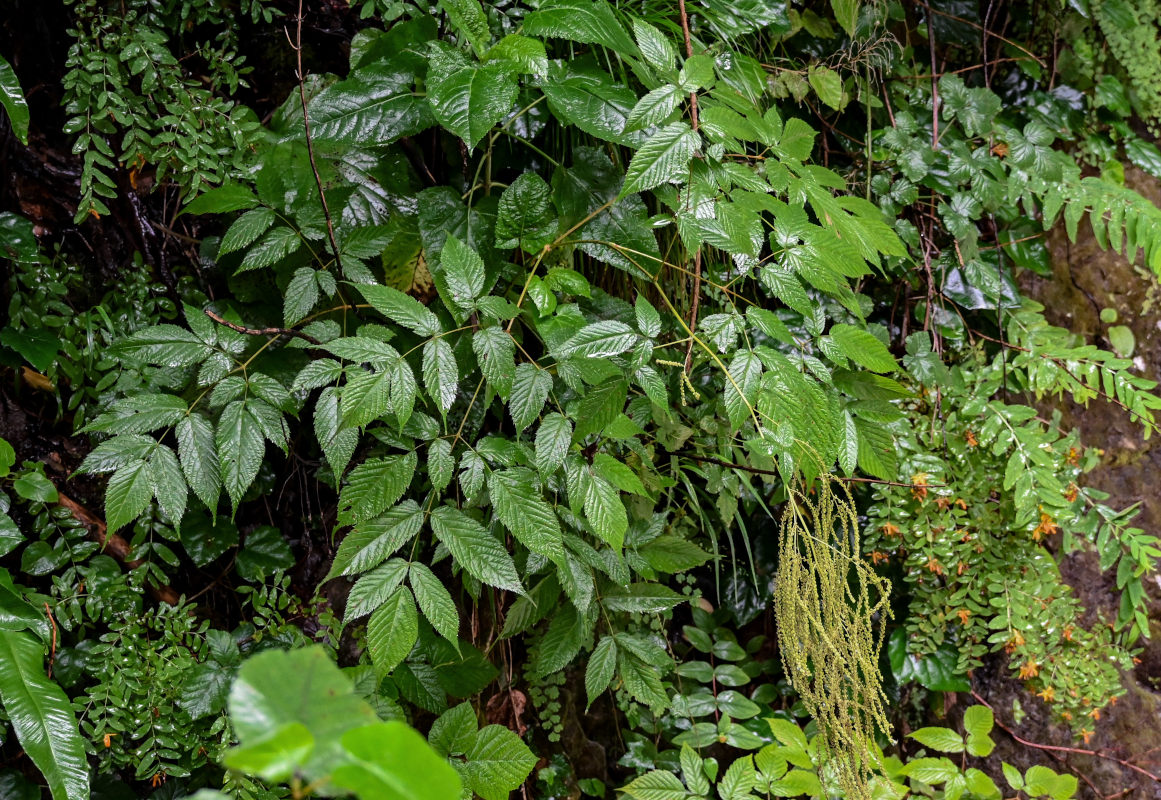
[831,0,859,36]
[592,453,646,495]
[495,172,558,252]
[367,587,419,676]
[426,47,518,150]
[602,583,686,613]
[177,414,221,511]
[430,505,523,592]
[0,55,30,145]
[583,475,627,550]
[181,182,258,216]
[573,378,627,441]
[148,445,188,526]
[963,705,994,738]
[509,363,553,432]
[438,0,490,55]
[217,401,265,511]
[620,122,700,197]
[633,19,676,72]
[524,0,638,58]
[488,468,565,561]
[429,439,455,493]
[345,559,410,622]
[829,324,897,373]
[808,65,845,110]
[908,727,965,753]
[558,320,638,359]
[327,501,425,581]
[0,630,88,800]
[236,525,295,581]
[332,722,463,800]
[462,725,538,800]
[12,472,57,504]
[358,284,441,337]
[307,65,435,147]
[112,324,214,367]
[180,515,239,567]
[625,85,681,133]
[238,226,302,272]
[441,235,487,308]
[621,771,689,800]
[535,413,573,476]
[429,702,479,757]
[541,62,643,148]
[224,722,314,783]
[485,35,549,75]
[220,207,276,256]
[409,562,460,645]
[105,459,153,534]
[585,636,617,707]
[423,337,460,413]
[0,327,58,373]
[339,452,418,526]
[229,646,379,785]
[473,327,515,395]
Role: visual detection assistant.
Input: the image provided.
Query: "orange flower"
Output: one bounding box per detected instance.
[1038,686,1055,702]
[871,551,890,565]
[103,733,117,749]
[1018,659,1040,679]
[955,498,968,510]
[1066,447,1080,466]
[151,773,165,789]
[935,497,951,511]
[1061,711,1072,721]
[992,142,1009,158]
[956,608,971,625]
[1062,626,1074,642]
[1063,484,1079,503]
[1089,708,1101,721]
[1005,631,1026,653]
[965,430,979,448]
[1032,511,1060,541]
[924,556,944,575]
[881,522,901,538]
[957,561,968,576]
[1081,729,1094,744]
[911,473,929,502]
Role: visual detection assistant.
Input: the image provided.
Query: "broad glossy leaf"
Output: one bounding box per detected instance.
[509,363,553,432]
[332,722,462,800]
[308,63,434,147]
[426,45,518,150]
[462,725,538,800]
[524,0,638,58]
[0,55,30,144]
[358,283,441,336]
[0,630,88,800]
[542,61,643,147]
[495,172,558,252]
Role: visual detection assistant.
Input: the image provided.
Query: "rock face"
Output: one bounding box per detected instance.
[1004,165,1161,798]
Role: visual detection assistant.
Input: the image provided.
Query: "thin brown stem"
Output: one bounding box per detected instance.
[971,691,1161,785]
[295,1,343,274]
[205,309,321,345]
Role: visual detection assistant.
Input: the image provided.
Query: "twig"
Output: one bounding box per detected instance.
[204,309,321,345]
[677,0,702,374]
[44,603,57,676]
[681,453,945,488]
[971,691,1161,785]
[294,0,343,274]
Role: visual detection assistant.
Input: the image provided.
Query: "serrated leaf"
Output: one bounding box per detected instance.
[473,327,515,395]
[326,501,425,581]
[239,226,302,273]
[409,562,460,645]
[509,363,553,432]
[423,337,459,413]
[524,0,637,56]
[345,559,410,622]
[307,64,435,147]
[573,378,627,441]
[625,84,681,133]
[488,468,565,561]
[558,320,638,359]
[358,283,442,336]
[602,583,686,613]
[633,19,676,72]
[909,727,965,753]
[495,172,558,253]
[429,439,455,493]
[463,725,538,800]
[367,588,418,677]
[535,413,572,476]
[217,401,265,512]
[339,452,418,526]
[963,705,994,738]
[441,235,486,307]
[621,770,688,800]
[426,49,518,150]
[148,445,188,526]
[439,0,490,55]
[585,636,618,707]
[0,630,89,800]
[620,122,700,197]
[430,505,523,593]
[105,459,153,534]
[220,207,276,256]
[583,475,627,550]
[177,414,220,511]
[829,324,897,373]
